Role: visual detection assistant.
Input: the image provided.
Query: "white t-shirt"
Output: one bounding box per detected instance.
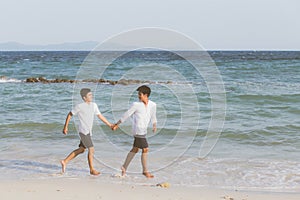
[71,102,100,135]
[120,100,157,137]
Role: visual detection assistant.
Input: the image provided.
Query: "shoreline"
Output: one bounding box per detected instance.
[1,178,299,200]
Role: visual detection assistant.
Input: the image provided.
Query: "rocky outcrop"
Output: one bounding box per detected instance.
[26,77,76,83]
[25,77,173,85]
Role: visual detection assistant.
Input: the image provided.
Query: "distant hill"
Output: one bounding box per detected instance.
[0,41,99,51]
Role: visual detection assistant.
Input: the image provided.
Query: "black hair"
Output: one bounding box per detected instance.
[137,85,151,97]
[80,88,91,99]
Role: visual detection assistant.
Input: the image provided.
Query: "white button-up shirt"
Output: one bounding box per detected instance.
[120,100,157,137]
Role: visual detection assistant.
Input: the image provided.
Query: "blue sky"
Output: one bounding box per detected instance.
[0,0,299,50]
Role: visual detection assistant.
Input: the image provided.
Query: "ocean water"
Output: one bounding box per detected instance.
[0,51,299,192]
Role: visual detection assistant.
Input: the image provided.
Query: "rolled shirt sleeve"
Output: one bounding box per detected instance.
[151,102,157,125]
[120,103,137,123]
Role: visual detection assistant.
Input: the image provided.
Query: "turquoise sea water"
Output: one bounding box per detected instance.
[0,51,299,192]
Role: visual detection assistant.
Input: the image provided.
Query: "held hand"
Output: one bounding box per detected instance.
[109,124,115,130]
[111,124,119,131]
[63,127,68,135]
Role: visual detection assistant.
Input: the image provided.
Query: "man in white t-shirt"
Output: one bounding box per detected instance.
[61,88,113,175]
[113,85,157,178]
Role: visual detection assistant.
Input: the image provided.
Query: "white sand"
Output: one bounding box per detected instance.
[1,178,299,200]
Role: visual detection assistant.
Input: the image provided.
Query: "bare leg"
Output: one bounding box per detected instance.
[61,147,85,173]
[141,148,154,178]
[88,147,100,175]
[121,147,138,176]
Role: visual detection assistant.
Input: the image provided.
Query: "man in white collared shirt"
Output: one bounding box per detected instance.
[113,85,157,178]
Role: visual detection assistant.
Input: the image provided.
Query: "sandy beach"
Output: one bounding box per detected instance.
[1,178,299,200]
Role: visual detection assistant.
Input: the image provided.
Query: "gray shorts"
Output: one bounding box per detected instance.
[78,133,94,149]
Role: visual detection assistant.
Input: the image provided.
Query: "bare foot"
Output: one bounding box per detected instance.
[90,169,100,176]
[143,172,154,178]
[121,166,126,177]
[60,160,66,173]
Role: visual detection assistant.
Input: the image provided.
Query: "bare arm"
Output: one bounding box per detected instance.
[152,104,157,133]
[63,111,73,135]
[112,119,121,131]
[97,114,113,128]
[153,122,157,133]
